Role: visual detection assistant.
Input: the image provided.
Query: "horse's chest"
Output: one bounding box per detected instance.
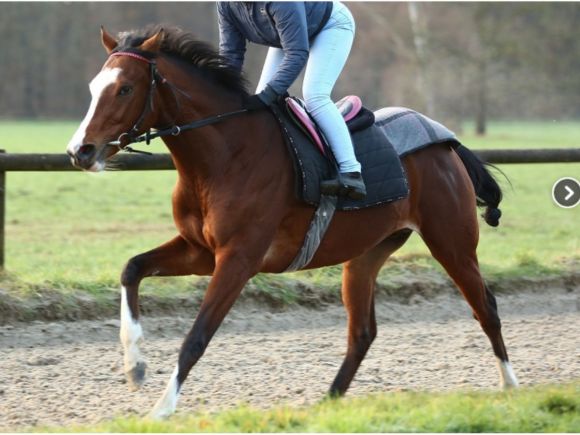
[174,213,212,251]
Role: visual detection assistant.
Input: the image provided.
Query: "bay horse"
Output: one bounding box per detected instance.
[66,26,518,419]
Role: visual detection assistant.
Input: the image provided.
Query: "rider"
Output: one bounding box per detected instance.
[217,1,366,200]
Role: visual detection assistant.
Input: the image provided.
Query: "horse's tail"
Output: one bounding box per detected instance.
[454,144,505,227]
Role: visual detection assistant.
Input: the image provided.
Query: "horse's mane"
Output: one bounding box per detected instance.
[116,25,249,95]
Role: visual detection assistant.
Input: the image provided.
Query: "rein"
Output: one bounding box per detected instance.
[107,50,249,155]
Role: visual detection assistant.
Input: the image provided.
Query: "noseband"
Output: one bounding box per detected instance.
[106,50,249,155]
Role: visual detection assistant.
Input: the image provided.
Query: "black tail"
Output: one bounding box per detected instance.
[454,145,505,227]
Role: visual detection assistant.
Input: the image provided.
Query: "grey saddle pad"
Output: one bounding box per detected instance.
[374,107,460,157]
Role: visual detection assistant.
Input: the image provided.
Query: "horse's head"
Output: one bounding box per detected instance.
[67,28,164,171]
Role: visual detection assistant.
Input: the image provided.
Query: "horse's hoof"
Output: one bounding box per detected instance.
[320,389,342,404]
[148,406,173,421]
[126,361,147,391]
[502,380,519,390]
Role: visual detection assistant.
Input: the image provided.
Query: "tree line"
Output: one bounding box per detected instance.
[0,2,578,132]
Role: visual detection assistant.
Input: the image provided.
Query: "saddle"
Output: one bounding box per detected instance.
[269,96,409,211]
[285,95,375,156]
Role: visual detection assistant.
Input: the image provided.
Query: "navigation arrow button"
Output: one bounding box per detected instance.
[552,177,580,208]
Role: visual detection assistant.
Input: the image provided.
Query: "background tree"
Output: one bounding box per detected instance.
[0,2,578,130]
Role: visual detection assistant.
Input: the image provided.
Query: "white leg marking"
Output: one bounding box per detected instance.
[497,359,519,389]
[67,67,122,155]
[120,286,145,390]
[149,365,180,420]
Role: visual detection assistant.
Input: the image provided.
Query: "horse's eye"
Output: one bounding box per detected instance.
[118,85,133,96]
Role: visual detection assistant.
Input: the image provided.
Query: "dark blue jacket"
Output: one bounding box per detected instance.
[217,2,332,95]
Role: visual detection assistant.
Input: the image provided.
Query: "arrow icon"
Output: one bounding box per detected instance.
[564,186,574,201]
[553,177,580,209]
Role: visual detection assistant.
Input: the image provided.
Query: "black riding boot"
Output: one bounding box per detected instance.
[339,172,367,200]
[320,172,367,200]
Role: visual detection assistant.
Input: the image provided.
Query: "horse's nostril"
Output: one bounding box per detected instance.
[78,144,96,158]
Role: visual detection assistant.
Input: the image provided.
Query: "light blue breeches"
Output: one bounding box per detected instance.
[256,1,361,173]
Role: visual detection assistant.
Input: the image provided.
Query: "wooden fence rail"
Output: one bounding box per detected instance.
[0,148,578,268]
[1,148,580,172]
[0,153,174,171]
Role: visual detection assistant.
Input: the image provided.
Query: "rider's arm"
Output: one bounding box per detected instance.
[217,2,247,73]
[264,2,310,96]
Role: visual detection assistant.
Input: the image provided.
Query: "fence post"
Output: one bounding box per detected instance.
[0,150,4,270]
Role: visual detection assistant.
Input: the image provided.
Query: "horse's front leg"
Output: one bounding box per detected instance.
[149,248,261,419]
[120,235,214,391]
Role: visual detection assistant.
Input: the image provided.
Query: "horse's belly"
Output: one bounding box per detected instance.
[260,238,299,273]
[259,203,409,273]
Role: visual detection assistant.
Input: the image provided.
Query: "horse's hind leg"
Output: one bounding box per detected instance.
[120,235,214,391]
[330,229,412,396]
[419,216,519,389]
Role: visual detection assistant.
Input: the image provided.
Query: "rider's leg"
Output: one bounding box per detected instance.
[303,3,365,199]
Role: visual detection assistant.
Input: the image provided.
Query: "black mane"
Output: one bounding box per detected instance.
[116,25,249,95]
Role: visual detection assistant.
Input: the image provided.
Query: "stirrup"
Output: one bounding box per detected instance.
[339,172,367,200]
[320,173,367,200]
[320,178,341,196]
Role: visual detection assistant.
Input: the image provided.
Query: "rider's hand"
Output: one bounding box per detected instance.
[244,85,279,110]
[244,94,268,110]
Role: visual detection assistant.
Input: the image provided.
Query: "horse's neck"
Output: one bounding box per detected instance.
[164,112,281,179]
[162,130,232,181]
[156,59,287,199]
[156,61,244,177]
[155,60,243,132]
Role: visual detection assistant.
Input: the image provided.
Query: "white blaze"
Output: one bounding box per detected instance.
[67,67,122,155]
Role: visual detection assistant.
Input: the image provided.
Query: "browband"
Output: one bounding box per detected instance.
[110,51,154,64]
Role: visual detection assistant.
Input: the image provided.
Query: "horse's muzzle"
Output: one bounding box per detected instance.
[68,144,98,170]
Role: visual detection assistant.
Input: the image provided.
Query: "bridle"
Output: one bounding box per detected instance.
[106,50,160,152]
[106,49,250,155]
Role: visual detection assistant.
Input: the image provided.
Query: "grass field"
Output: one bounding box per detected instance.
[41,382,579,432]
[1,120,579,303]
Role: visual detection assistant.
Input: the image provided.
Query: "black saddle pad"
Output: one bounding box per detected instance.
[269,103,409,211]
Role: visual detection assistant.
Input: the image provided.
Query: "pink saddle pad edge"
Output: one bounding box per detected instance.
[286,96,363,156]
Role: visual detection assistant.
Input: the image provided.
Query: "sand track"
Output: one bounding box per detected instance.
[0,288,578,430]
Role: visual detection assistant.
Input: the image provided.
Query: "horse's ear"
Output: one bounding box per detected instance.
[101,26,118,54]
[139,29,164,53]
